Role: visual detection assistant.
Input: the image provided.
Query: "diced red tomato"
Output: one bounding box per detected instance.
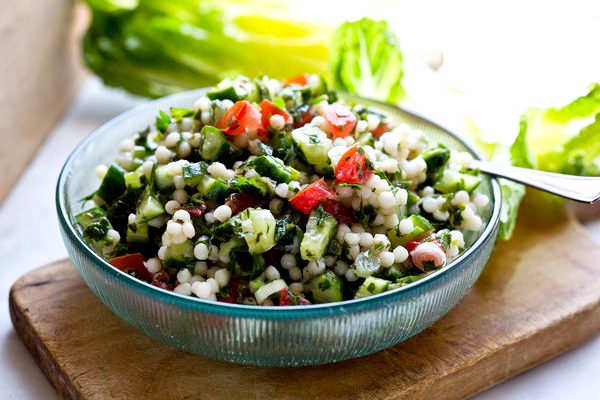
[293,104,316,128]
[151,271,171,290]
[217,281,241,303]
[279,287,311,306]
[283,73,310,87]
[110,253,152,282]
[259,99,291,132]
[289,178,335,214]
[182,203,206,218]
[322,103,357,138]
[334,146,374,185]
[225,193,260,215]
[320,198,357,225]
[372,122,393,138]
[216,100,263,136]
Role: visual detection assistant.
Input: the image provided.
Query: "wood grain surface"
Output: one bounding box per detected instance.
[9,201,600,400]
[0,0,86,204]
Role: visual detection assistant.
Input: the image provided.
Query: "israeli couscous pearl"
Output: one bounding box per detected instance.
[155,145,172,163]
[144,257,162,273]
[174,283,192,295]
[399,218,414,235]
[214,205,232,222]
[194,243,209,260]
[214,268,231,288]
[289,266,302,281]
[177,268,192,284]
[95,164,108,180]
[379,251,395,267]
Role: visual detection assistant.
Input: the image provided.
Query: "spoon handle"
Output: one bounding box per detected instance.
[472,160,600,204]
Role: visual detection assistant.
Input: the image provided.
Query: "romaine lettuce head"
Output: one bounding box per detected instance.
[329,18,405,103]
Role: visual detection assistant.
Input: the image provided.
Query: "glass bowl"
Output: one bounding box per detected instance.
[56,90,501,366]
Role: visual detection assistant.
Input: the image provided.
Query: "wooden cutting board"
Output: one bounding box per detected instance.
[10,197,600,400]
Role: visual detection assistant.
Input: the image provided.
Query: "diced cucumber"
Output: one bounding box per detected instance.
[354,276,391,298]
[211,216,240,241]
[182,162,208,187]
[124,170,145,190]
[300,208,337,261]
[255,279,287,304]
[200,125,227,162]
[307,270,344,303]
[126,222,149,244]
[97,164,126,204]
[356,132,374,147]
[352,250,381,278]
[132,145,147,159]
[198,178,232,202]
[387,214,434,247]
[239,208,276,254]
[434,169,481,193]
[421,144,450,178]
[136,186,165,222]
[206,86,239,102]
[231,176,268,197]
[219,237,245,256]
[75,207,115,253]
[252,155,298,183]
[163,241,195,269]
[154,165,174,191]
[291,125,332,166]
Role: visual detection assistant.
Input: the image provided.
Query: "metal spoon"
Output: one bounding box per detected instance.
[472,160,600,204]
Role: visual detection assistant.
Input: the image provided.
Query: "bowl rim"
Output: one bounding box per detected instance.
[56,89,502,319]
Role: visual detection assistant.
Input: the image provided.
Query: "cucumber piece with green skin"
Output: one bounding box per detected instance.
[291,124,332,167]
[126,222,149,244]
[200,125,227,162]
[307,270,344,303]
[154,165,174,191]
[124,170,145,190]
[352,250,381,278]
[434,169,481,193]
[136,185,165,223]
[219,237,245,256]
[97,164,126,204]
[198,178,232,202]
[354,276,391,298]
[75,207,116,253]
[182,162,208,187]
[239,208,276,254]
[163,241,195,269]
[231,176,268,197]
[300,208,337,261]
[211,215,240,241]
[421,144,450,178]
[252,155,299,183]
[387,214,435,247]
[206,86,239,102]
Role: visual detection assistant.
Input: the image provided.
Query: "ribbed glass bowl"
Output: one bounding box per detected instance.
[57,89,501,366]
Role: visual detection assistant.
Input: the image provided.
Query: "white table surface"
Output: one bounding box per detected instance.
[4,2,600,398]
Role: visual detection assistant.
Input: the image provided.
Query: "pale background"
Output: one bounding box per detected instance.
[2,0,600,398]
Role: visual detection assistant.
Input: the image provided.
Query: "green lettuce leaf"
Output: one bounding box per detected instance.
[329,18,405,103]
[83,0,331,98]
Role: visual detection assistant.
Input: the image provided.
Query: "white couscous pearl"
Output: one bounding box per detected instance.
[119,138,135,152]
[399,218,414,235]
[141,160,154,177]
[174,283,192,295]
[422,197,438,213]
[349,245,361,258]
[166,221,182,236]
[180,117,194,131]
[182,222,195,239]
[194,243,209,260]
[359,232,374,247]
[351,223,365,233]
[311,116,326,130]
[206,278,219,293]
[195,261,208,276]
[289,267,302,281]
[171,234,187,245]
[178,141,192,158]
[356,119,368,133]
[214,268,231,288]
[378,191,396,209]
[155,145,173,163]
[334,261,349,276]
[157,245,167,260]
[373,214,385,226]
[452,190,470,206]
[265,265,281,280]
[289,282,304,292]
[173,175,185,190]
[344,232,360,246]
[173,209,191,223]
[192,281,211,299]
[345,269,358,282]
[204,212,215,225]
[165,132,181,147]
[173,189,188,204]
[165,200,180,215]
[194,96,211,112]
[269,114,285,130]
[95,164,108,180]
[379,251,395,267]
[208,162,227,179]
[275,183,289,198]
[366,114,380,131]
[393,246,409,263]
[177,268,192,284]
[333,137,347,147]
[473,193,490,208]
[373,234,390,250]
[144,257,162,273]
[280,253,296,269]
[214,205,232,222]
